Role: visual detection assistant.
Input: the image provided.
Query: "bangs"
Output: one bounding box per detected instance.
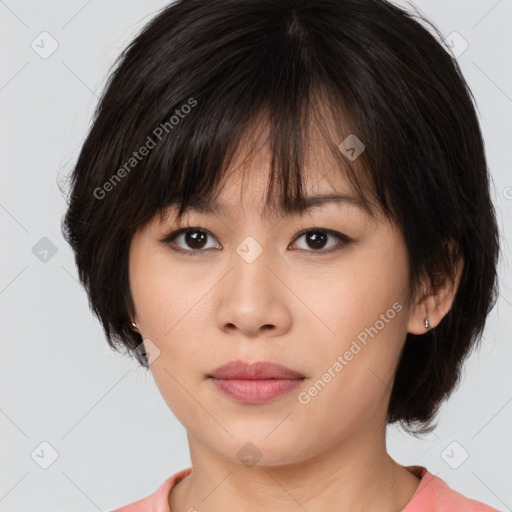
[154,91,382,228]
[102,8,393,233]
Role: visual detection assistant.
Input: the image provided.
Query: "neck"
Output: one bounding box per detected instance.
[169,422,421,512]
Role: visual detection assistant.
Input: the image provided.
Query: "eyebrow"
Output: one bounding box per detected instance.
[173,193,371,218]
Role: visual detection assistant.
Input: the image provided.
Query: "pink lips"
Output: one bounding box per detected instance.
[208,360,305,404]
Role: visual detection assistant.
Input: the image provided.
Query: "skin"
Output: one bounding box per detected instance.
[128,140,463,512]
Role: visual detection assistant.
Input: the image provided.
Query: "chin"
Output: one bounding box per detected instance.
[210,430,312,468]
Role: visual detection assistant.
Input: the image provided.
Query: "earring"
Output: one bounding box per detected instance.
[131,321,137,328]
[424,317,430,330]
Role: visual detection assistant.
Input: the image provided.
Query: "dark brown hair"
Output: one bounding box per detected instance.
[62,0,500,434]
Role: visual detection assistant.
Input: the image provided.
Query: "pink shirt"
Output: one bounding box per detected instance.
[111,465,500,511]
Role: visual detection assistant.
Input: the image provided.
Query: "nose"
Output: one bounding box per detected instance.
[215,245,292,339]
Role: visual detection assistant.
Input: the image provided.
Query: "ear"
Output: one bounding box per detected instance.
[129,319,139,333]
[407,252,464,335]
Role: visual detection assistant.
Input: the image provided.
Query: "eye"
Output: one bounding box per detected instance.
[161,226,351,256]
[290,228,351,254]
[161,227,221,255]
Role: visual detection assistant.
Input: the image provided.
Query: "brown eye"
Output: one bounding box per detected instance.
[304,231,328,250]
[162,227,221,254]
[291,229,351,253]
[184,230,208,249]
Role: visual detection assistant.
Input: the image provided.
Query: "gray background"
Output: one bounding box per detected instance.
[1,0,511,510]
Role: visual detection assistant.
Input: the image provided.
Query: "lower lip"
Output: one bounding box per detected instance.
[210,378,304,404]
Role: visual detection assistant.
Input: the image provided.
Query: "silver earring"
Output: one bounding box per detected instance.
[131,321,137,328]
[424,317,430,330]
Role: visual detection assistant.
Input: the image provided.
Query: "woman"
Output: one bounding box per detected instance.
[63,0,501,510]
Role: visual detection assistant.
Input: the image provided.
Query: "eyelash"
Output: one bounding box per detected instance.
[160,226,352,256]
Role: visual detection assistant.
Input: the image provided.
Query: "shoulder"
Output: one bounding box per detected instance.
[110,467,192,512]
[403,465,501,512]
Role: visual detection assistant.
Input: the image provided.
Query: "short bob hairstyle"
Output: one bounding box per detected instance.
[63,0,500,433]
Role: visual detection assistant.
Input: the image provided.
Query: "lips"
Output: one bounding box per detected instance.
[208,360,305,380]
[208,360,306,404]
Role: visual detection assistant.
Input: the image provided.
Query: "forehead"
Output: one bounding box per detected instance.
[166,140,378,222]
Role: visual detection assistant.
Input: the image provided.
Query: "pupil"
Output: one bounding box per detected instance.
[186,231,206,249]
[308,231,327,249]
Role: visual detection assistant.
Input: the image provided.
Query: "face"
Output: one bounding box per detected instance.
[128,142,419,467]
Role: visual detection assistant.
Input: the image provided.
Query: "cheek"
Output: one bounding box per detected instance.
[294,243,409,410]
[129,244,207,339]
[292,302,406,448]
[129,242,214,384]
[296,246,409,352]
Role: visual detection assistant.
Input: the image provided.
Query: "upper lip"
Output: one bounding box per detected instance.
[208,360,305,380]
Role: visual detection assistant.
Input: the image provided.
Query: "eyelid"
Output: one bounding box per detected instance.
[159,226,222,251]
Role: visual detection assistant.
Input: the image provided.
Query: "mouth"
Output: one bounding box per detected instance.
[208,359,306,380]
[207,360,306,404]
